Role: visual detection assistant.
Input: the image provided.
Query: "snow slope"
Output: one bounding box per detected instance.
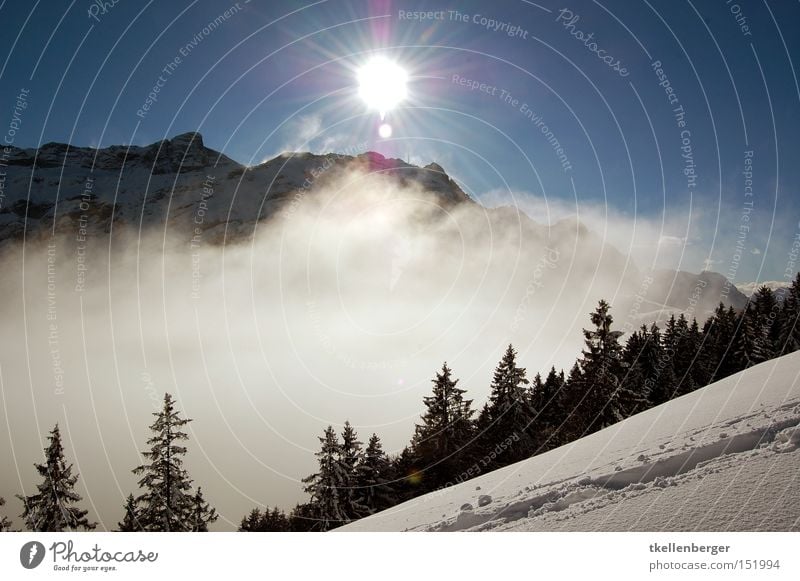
[341,352,800,532]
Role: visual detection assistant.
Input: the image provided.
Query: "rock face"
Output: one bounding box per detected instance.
[0,133,471,243]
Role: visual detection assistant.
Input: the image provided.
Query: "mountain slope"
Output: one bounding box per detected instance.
[341,352,800,532]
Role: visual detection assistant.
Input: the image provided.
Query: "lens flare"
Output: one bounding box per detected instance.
[378,123,392,138]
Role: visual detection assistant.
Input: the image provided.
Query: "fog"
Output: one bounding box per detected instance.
[0,168,708,529]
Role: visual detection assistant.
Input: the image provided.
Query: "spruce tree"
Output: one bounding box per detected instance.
[132,393,196,531]
[17,424,95,531]
[412,362,476,489]
[482,345,536,464]
[778,274,800,354]
[239,508,263,531]
[579,300,639,432]
[734,304,771,369]
[339,421,367,519]
[188,487,217,531]
[0,497,12,531]
[301,426,350,531]
[641,324,677,405]
[117,493,141,531]
[356,434,394,514]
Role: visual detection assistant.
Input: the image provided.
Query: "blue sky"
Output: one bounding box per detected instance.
[1,0,798,282]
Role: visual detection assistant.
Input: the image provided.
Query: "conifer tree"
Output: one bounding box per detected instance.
[534,367,567,451]
[579,300,639,432]
[339,421,367,519]
[778,274,800,354]
[302,426,351,531]
[356,434,394,514]
[482,345,536,463]
[17,424,95,531]
[117,493,141,531]
[132,393,197,531]
[734,304,771,369]
[412,362,476,489]
[0,497,12,532]
[288,502,316,532]
[239,508,263,531]
[188,487,217,532]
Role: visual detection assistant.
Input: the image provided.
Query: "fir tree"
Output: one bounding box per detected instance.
[239,508,263,531]
[531,368,566,451]
[356,434,394,514]
[132,393,196,531]
[778,274,800,354]
[481,345,537,464]
[412,362,476,489]
[579,300,639,432]
[734,304,771,369]
[188,487,217,532]
[0,497,12,532]
[288,502,316,532]
[339,421,367,518]
[117,493,141,531]
[17,424,95,531]
[302,426,351,531]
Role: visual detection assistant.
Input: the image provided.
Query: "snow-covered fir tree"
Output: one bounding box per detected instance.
[302,425,351,531]
[778,274,800,354]
[188,487,218,532]
[412,362,476,488]
[116,493,141,531]
[339,421,367,518]
[132,393,197,531]
[356,433,394,513]
[0,497,12,531]
[17,424,96,531]
[579,300,640,432]
[482,345,537,463]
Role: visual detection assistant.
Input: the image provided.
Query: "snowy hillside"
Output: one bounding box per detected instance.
[341,352,800,532]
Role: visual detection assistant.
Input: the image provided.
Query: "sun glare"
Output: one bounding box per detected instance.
[357,56,408,119]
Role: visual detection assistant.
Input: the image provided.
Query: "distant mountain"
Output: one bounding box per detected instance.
[0,132,746,318]
[0,132,471,243]
[735,280,790,298]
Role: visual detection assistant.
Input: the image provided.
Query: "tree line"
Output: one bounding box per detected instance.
[2,275,799,532]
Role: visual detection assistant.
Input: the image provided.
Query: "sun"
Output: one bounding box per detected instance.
[357,56,408,119]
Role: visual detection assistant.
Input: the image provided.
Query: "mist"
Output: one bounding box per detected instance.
[0,167,714,530]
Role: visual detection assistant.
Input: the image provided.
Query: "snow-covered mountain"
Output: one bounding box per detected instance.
[736,281,791,298]
[341,351,800,531]
[0,132,470,244]
[0,132,747,317]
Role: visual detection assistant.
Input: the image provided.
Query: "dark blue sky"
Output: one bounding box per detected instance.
[1,0,798,281]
